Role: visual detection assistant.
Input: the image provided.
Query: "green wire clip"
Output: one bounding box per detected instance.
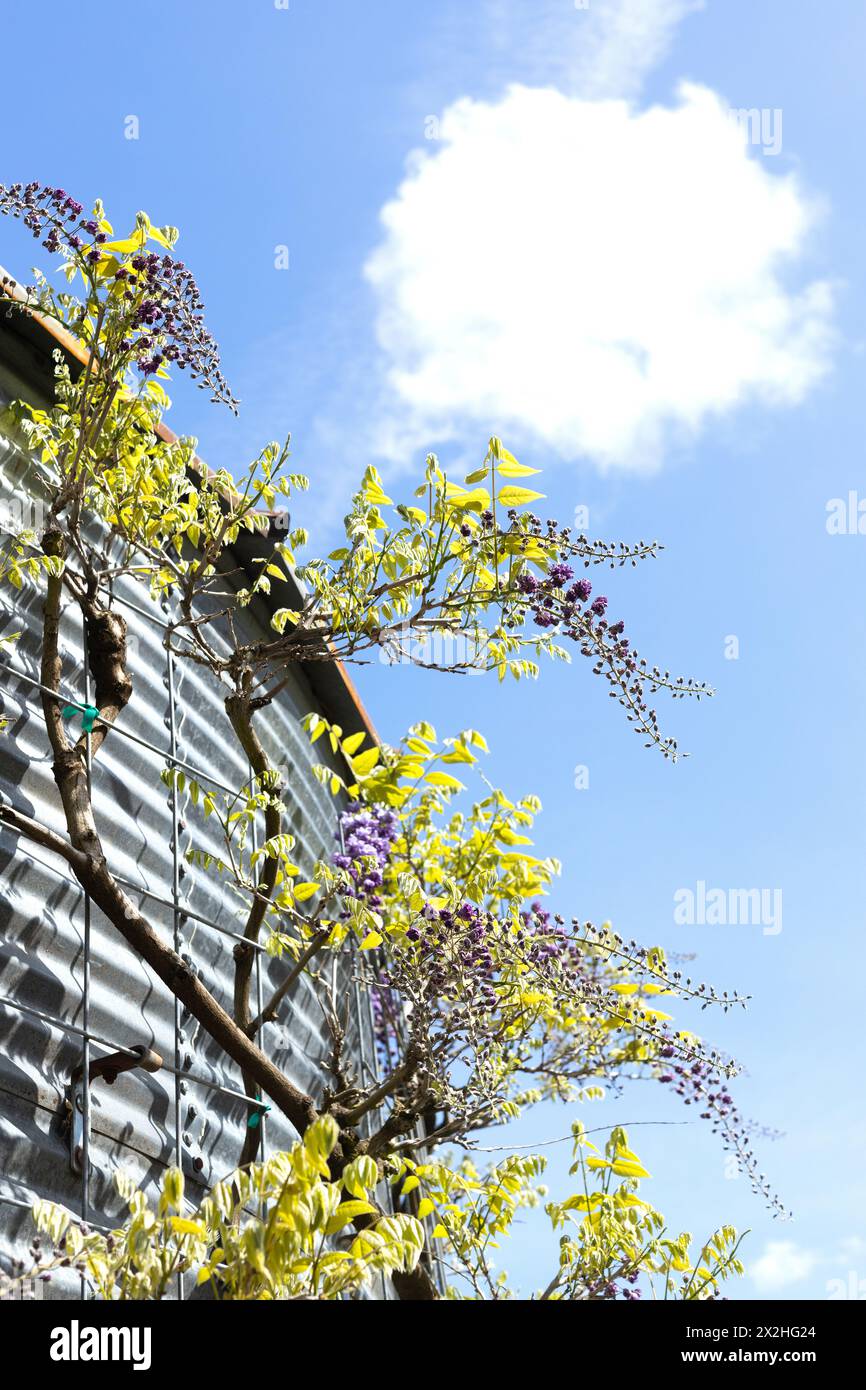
[247,1103,271,1130]
[62,703,100,734]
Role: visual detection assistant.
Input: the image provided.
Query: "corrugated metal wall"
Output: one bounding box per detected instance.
[0,367,379,1298]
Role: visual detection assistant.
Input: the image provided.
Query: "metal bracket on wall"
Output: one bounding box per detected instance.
[66,1045,163,1175]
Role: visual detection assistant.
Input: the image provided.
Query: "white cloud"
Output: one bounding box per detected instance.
[478,0,703,99]
[750,1240,818,1293]
[365,78,834,473]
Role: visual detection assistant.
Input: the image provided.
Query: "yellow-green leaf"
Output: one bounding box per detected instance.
[169,1217,205,1237]
[497,485,545,508]
[352,747,381,776]
[424,771,465,791]
[445,486,491,513]
[496,460,541,478]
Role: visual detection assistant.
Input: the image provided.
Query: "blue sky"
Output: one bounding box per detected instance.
[2,0,864,1299]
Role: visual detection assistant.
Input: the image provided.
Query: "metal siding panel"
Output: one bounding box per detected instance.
[0,395,379,1294]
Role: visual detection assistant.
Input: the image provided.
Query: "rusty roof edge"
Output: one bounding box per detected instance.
[0,265,380,749]
[229,520,380,751]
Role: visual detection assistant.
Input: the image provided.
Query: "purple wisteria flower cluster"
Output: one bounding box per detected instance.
[584,1272,642,1300]
[333,803,401,1062]
[392,897,727,1075]
[0,181,238,411]
[479,508,710,760]
[333,802,400,907]
[519,899,573,965]
[659,1057,789,1219]
[407,901,500,1014]
[517,565,615,632]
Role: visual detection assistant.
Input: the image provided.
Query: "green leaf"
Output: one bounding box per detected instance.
[272,608,300,634]
[497,485,546,508]
[496,460,540,478]
[361,466,393,506]
[169,1216,205,1237]
[343,1155,378,1198]
[424,771,465,791]
[352,747,381,776]
[326,1200,377,1233]
[610,1157,651,1179]
[445,487,491,513]
[305,1114,340,1165]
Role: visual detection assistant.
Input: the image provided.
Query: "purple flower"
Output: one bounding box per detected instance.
[333,802,399,905]
[548,561,574,586]
[4,182,239,410]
